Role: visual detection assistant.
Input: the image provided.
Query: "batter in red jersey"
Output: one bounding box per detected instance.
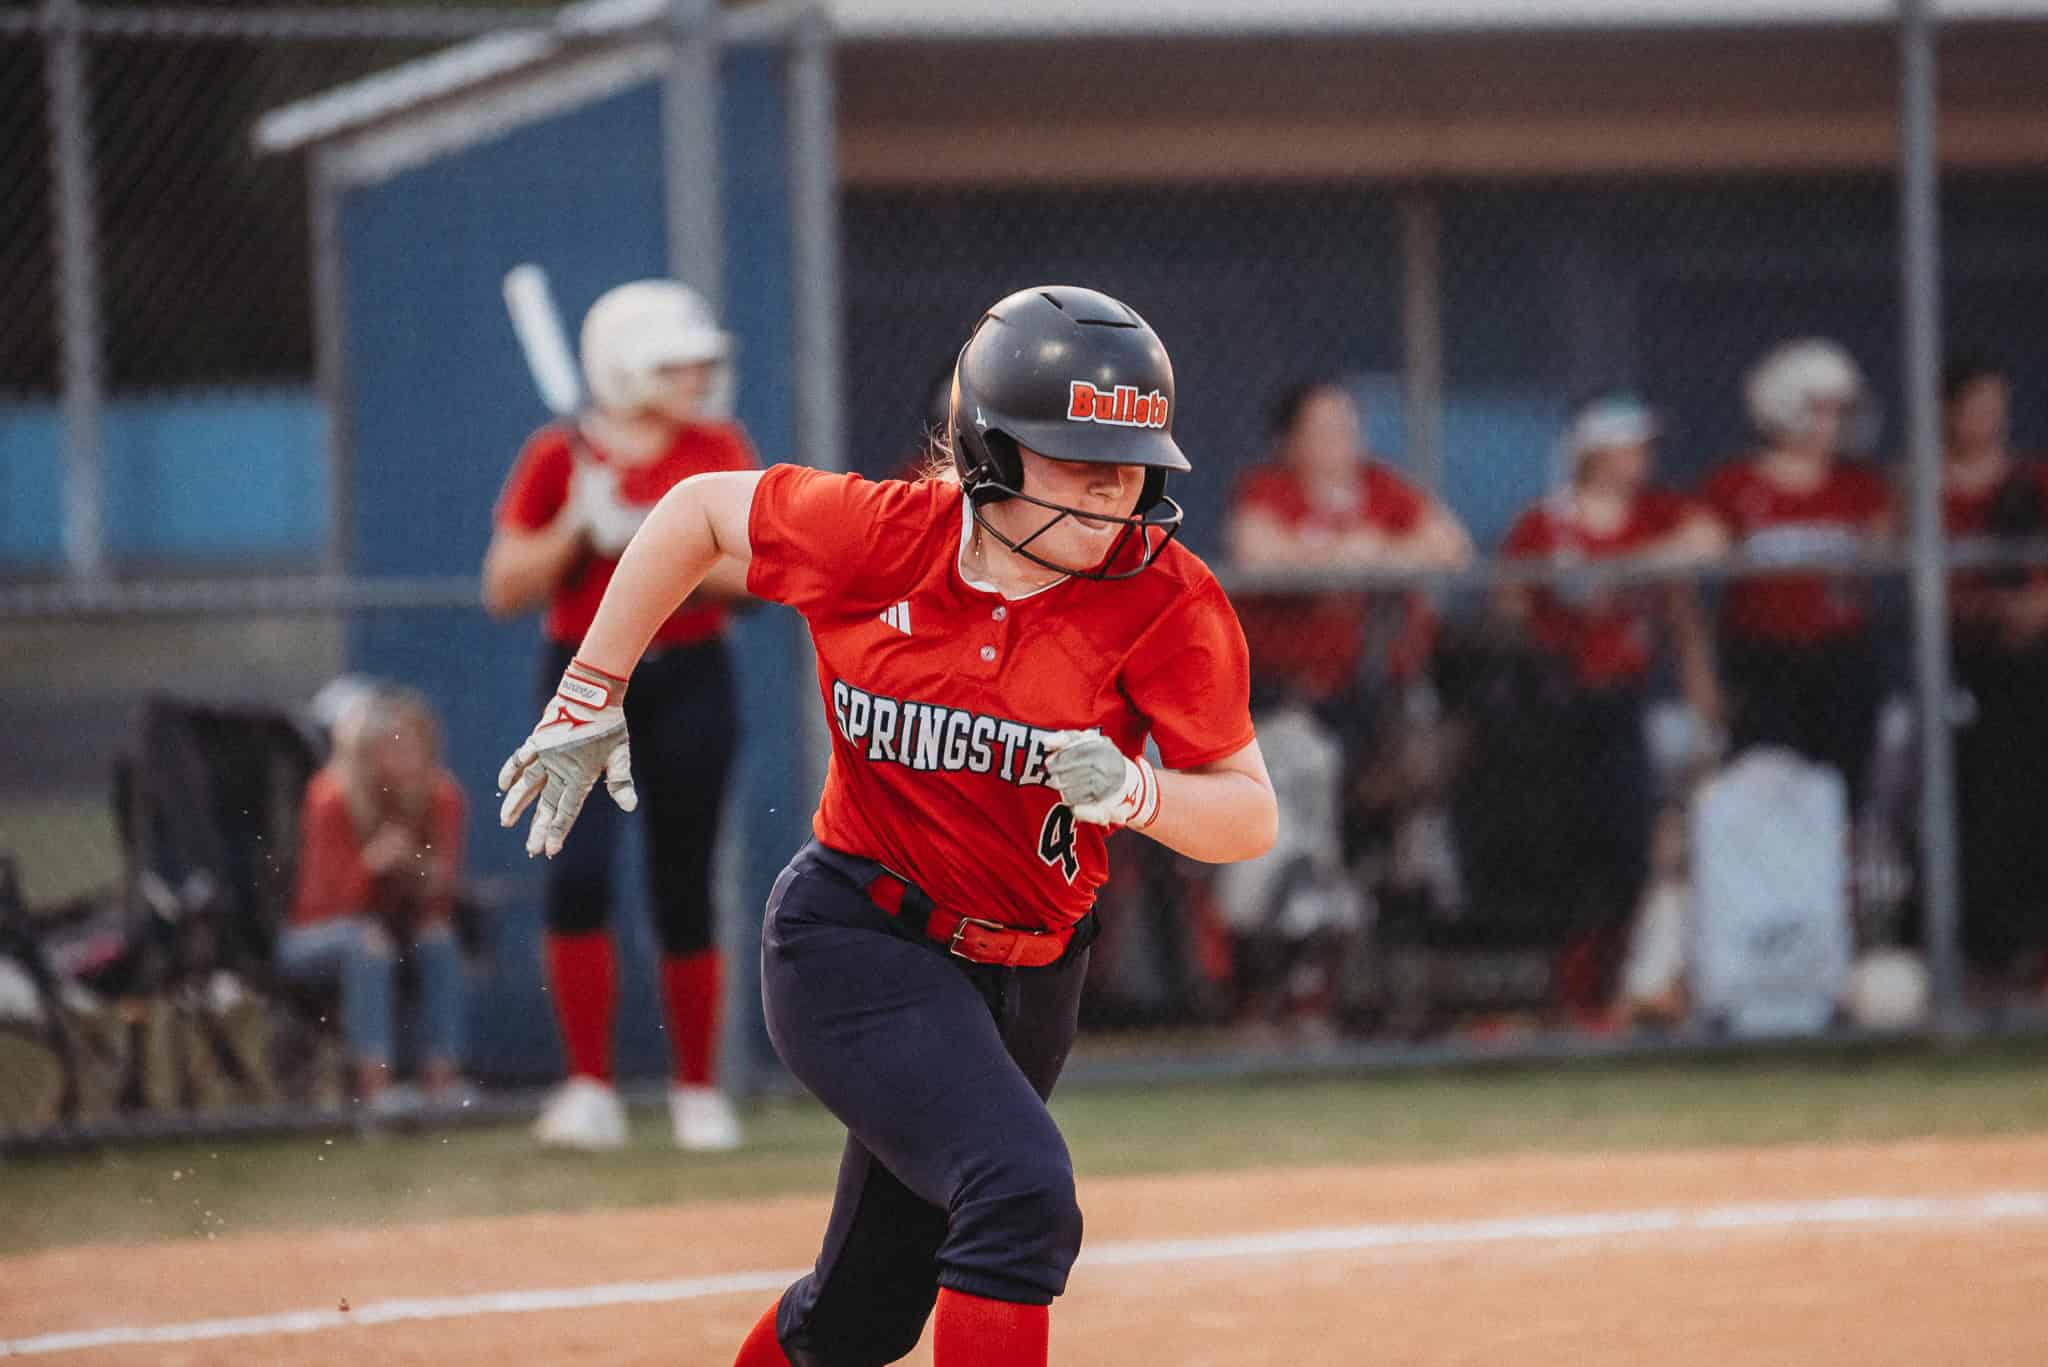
[483,280,756,1153]
[1702,338,1895,801]
[496,286,1278,1367]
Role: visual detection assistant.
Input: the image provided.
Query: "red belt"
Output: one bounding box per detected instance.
[863,871,1070,969]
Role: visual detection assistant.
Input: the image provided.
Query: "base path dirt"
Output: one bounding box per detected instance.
[8,1135,2048,1365]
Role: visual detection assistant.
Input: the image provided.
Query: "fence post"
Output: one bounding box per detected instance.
[1896,0,1963,1028]
[789,3,845,480]
[787,0,842,825]
[1398,190,1444,494]
[41,0,106,580]
[664,0,724,307]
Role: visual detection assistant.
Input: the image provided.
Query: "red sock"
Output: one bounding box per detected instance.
[545,931,615,1082]
[933,1288,1048,1367]
[731,1301,791,1367]
[660,949,723,1087]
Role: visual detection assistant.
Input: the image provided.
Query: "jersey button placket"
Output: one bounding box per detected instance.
[972,602,1010,676]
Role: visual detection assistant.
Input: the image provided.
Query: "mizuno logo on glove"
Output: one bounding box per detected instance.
[498,658,637,859]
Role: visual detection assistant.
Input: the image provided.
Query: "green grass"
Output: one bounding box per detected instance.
[1,796,122,907]
[7,1039,2048,1257]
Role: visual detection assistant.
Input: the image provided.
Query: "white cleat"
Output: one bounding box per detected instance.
[533,1076,628,1152]
[670,1085,743,1152]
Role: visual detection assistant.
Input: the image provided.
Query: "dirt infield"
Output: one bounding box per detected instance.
[8,1134,2048,1365]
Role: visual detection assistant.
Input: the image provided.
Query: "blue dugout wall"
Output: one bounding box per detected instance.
[334,46,810,1086]
[0,392,324,571]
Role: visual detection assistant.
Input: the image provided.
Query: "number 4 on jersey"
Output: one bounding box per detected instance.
[1037,803,1079,883]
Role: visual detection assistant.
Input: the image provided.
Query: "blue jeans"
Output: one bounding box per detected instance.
[276,919,465,1069]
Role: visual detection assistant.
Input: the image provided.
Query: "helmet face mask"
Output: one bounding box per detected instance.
[948,286,1190,581]
[963,436,1186,582]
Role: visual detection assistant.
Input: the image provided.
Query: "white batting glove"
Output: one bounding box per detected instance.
[1044,729,1161,830]
[569,459,651,556]
[497,659,638,858]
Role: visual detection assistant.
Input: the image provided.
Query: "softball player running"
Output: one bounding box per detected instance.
[483,280,755,1152]
[498,286,1278,1366]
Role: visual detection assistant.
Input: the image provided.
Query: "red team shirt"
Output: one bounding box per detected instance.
[1229,461,1434,697]
[746,465,1256,931]
[1500,491,1693,686]
[497,423,758,646]
[289,768,466,929]
[1943,458,2048,614]
[1701,457,1893,644]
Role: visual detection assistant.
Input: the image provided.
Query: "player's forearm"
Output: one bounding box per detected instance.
[576,481,725,676]
[576,470,760,676]
[1664,585,1723,725]
[1142,767,1277,863]
[1227,512,1316,567]
[1400,507,1474,569]
[480,518,585,618]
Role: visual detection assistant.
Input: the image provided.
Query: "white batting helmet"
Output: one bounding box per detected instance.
[1743,338,1868,443]
[580,280,734,418]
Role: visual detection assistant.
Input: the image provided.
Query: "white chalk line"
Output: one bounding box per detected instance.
[6,1190,2047,1358]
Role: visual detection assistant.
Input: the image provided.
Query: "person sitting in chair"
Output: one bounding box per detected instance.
[281,685,470,1109]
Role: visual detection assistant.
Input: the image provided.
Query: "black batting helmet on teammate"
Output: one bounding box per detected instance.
[949,285,1189,580]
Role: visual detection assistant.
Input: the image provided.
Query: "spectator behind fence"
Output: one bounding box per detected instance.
[1220,379,1469,1036]
[1703,339,1894,803]
[1940,355,2048,986]
[281,686,470,1110]
[1496,395,1725,1024]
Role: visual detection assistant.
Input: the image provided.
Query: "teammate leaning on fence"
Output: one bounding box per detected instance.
[1939,355,2048,987]
[483,280,756,1153]
[1221,380,1468,1036]
[1497,395,1725,1024]
[497,285,1277,1367]
[1227,379,1470,702]
[1703,338,1894,803]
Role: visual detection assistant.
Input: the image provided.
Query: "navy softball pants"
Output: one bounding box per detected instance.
[762,842,1092,1367]
[537,637,735,954]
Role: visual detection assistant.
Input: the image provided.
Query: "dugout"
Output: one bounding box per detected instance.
[258,0,839,1089]
[824,0,2048,548]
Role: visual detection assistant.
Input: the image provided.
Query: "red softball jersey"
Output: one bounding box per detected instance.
[1943,458,2048,538]
[1943,458,2048,609]
[1702,456,1892,644]
[289,767,466,930]
[746,465,1257,932]
[1500,490,1693,687]
[1229,460,1435,698]
[496,422,758,647]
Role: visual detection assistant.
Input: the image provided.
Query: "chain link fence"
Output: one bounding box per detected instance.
[0,29,54,398]
[846,160,2048,1048]
[6,3,2048,1141]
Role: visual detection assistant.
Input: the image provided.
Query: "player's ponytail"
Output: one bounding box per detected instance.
[915,362,961,485]
[917,427,961,486]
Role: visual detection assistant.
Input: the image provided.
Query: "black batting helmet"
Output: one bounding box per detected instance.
[949,285,1188,580]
